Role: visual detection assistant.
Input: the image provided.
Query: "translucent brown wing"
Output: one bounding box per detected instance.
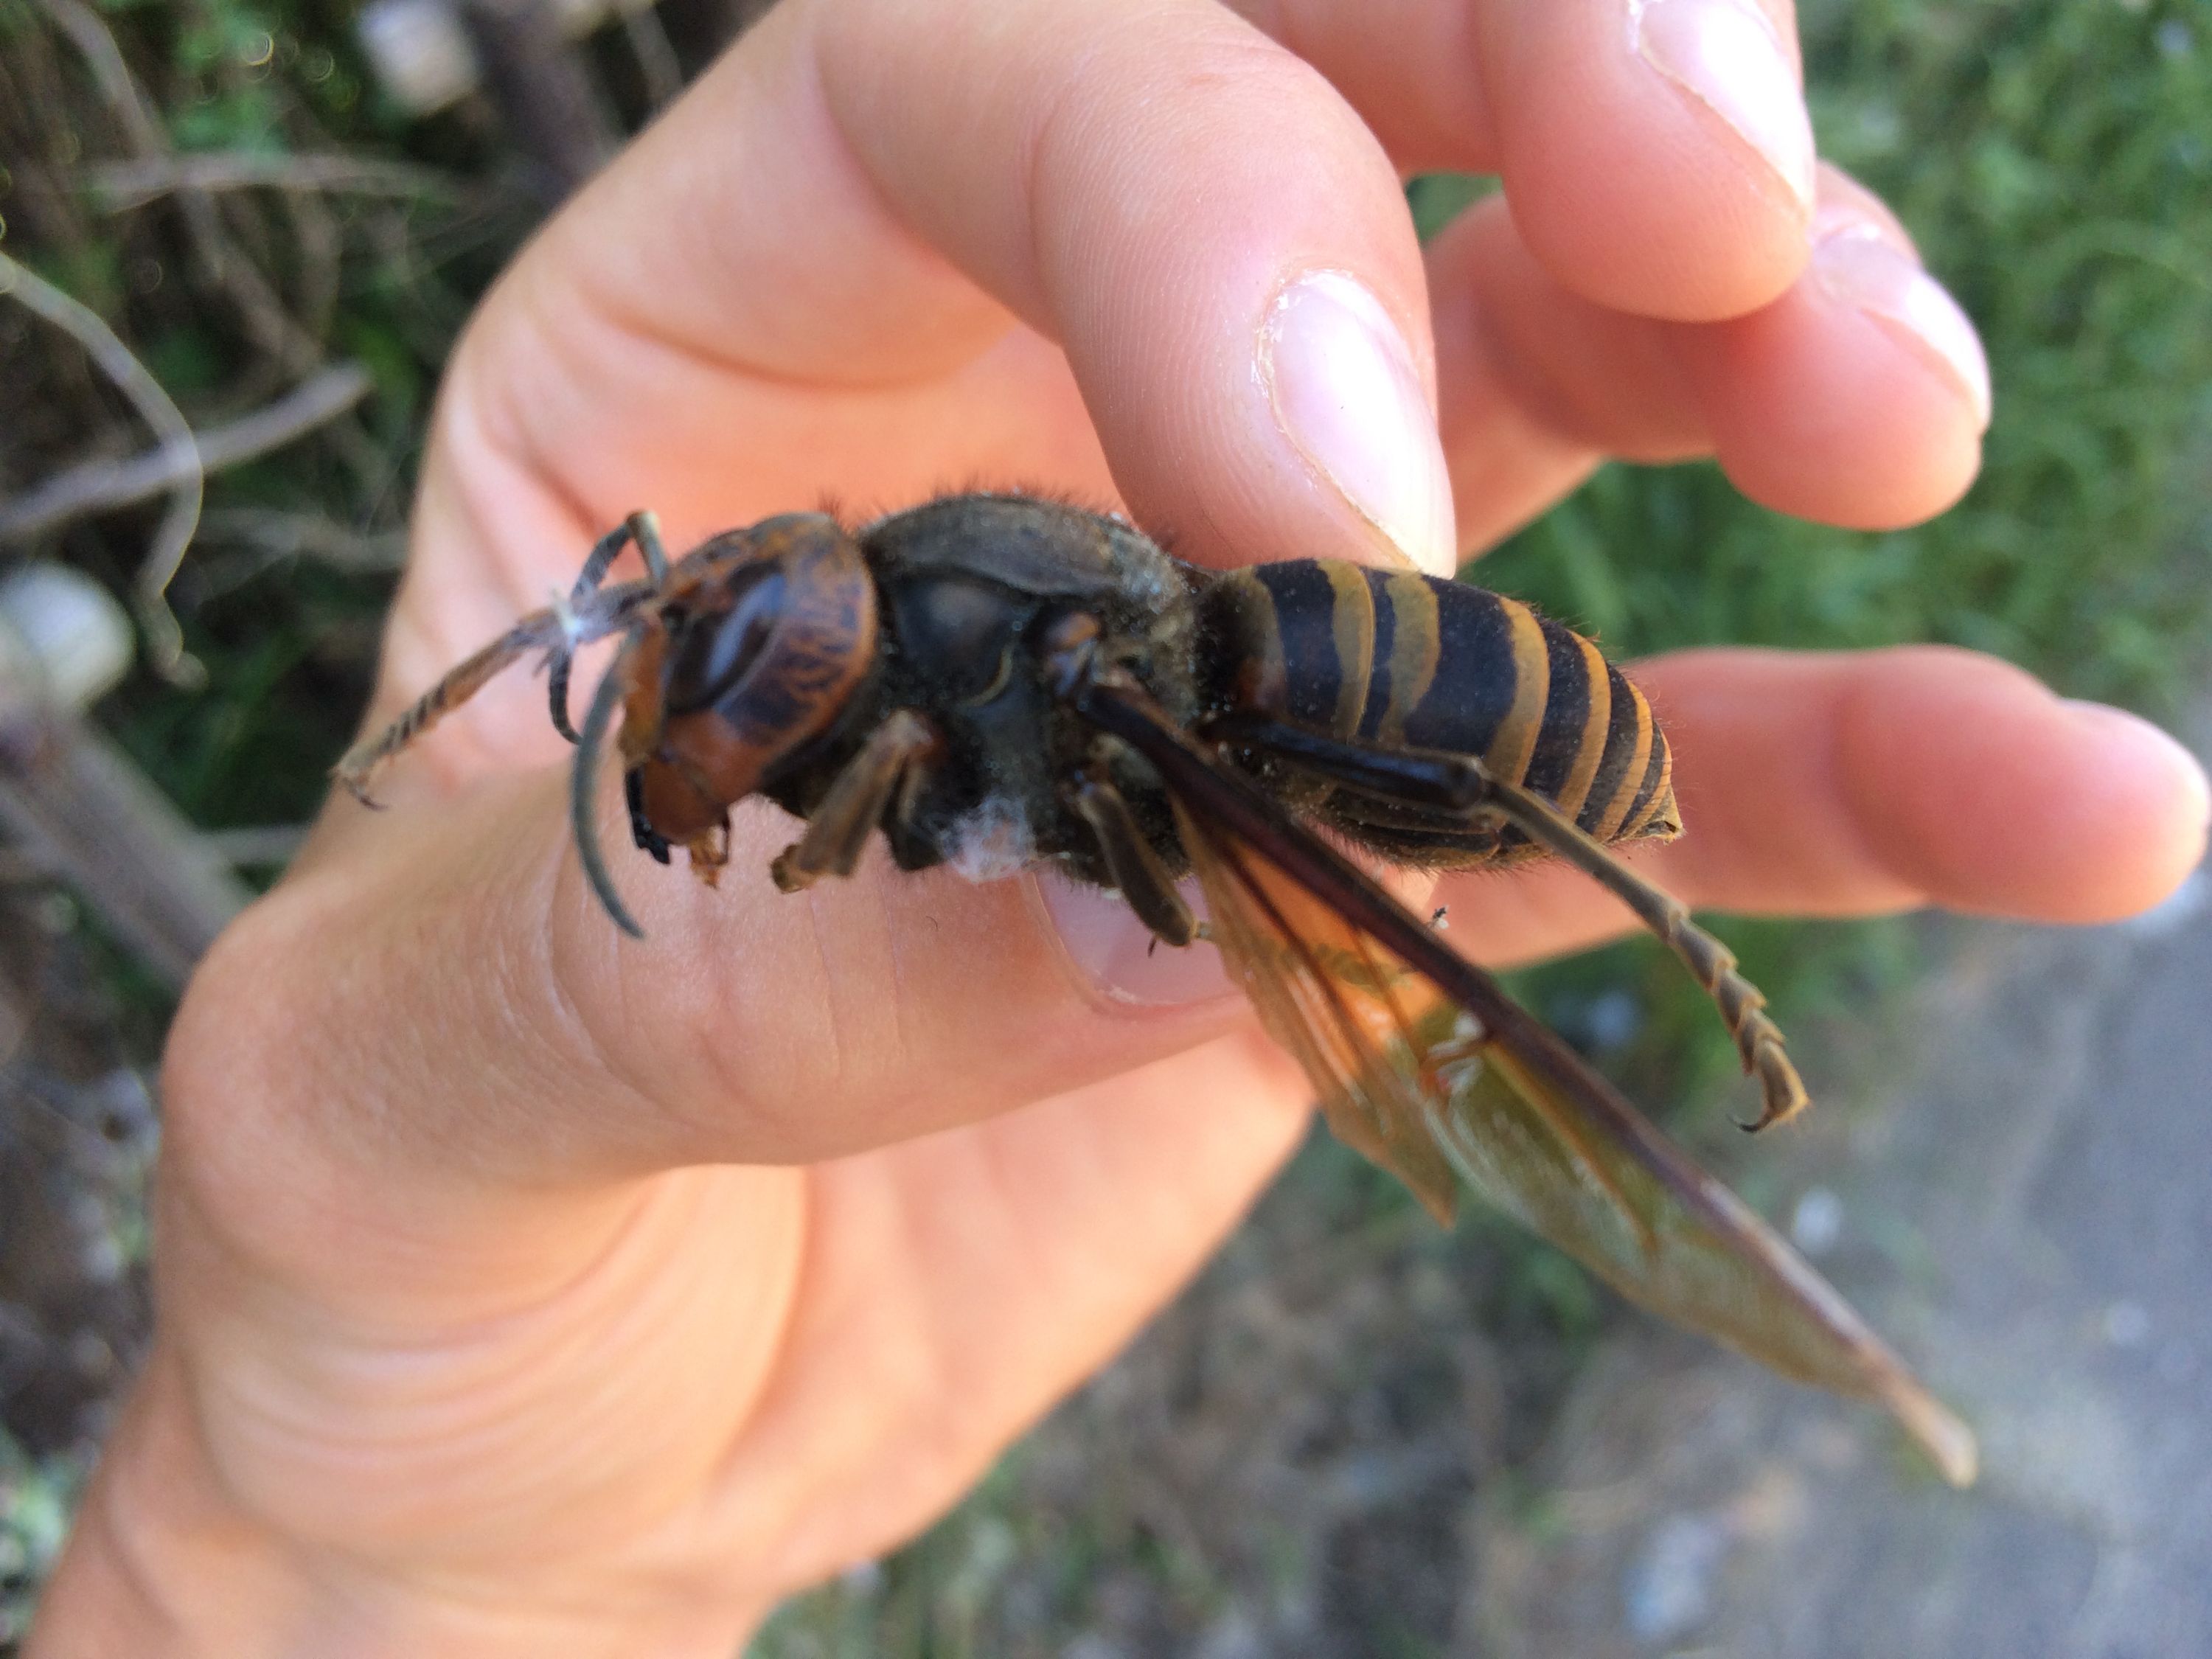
[1169,792,1464,1225]
[1079,681,1976,1486]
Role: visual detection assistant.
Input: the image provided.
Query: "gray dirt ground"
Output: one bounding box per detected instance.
[1470,867,2212,1659]
[1461,701,2212,1658]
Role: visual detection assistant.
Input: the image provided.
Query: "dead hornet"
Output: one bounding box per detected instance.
[338,492,1975,1486]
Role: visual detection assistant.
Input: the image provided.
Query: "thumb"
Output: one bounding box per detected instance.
[816,0,1458,575]
[161,759,1245,1284]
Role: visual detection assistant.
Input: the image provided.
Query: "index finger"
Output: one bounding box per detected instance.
[1226,0,1815,319]
[1436,646,2211,965]
[411,0,1461,627]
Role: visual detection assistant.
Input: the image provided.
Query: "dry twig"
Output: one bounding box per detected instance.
[190,507,407,599]
[80,151,467,209]
[35,0,325,373]
[455,0,618,197]
[616,1,684,111]
[0,363,374,546]
[0,247,204,685]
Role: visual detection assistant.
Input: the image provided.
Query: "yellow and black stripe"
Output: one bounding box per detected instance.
[1201,561,1677,860]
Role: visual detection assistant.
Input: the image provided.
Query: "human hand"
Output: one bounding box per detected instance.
[34,0,2208,1652]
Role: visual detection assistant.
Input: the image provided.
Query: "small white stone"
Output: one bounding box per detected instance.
[0,563,133,712]
[1623,1512,1727,1643]
[356,0,480,114]
[1790,1186,1844,1256]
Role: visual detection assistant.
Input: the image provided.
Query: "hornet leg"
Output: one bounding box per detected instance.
[625,509,671,586]
[1065,766,1197,947]
[1211,711,1808,1131]
[551,520,641,743]
[569,519,639,601]
[686,818,731,888]
[624,769,673,864]
[771,710,944,892]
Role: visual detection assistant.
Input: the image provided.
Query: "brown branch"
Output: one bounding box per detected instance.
[0,822,306,879]
[0,622,247,982]
[204,824,308,866]
[614,1,684,111]
[0,710,250,986]
[455,0,618,198]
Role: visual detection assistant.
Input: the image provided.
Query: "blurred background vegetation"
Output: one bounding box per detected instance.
[1,0,2208,1649]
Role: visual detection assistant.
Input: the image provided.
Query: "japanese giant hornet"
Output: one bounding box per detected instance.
[338,493,1975,1486]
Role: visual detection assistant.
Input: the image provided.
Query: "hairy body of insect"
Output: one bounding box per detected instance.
[341,495,1799,1121]
[338,493,1973,1486]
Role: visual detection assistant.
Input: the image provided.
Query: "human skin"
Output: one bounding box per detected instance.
[30,0,2211,1652]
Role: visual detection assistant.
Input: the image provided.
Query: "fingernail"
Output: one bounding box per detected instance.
[1814,225,1993,430]
[1633,0,1817,211]
[1260,270,1458,578]
[1034,872,1236,1009]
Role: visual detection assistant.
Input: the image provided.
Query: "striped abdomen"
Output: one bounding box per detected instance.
[1199,561,1679,863]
